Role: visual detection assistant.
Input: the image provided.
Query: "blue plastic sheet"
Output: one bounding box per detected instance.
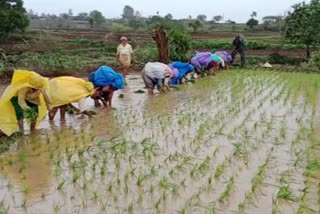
[90,66,125,89]
[170,62,195,85]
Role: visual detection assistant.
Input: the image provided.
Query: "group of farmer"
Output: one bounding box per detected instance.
[140,34,245,94]
[0,34,245,137]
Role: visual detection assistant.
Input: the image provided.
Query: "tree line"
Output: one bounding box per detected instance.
[0,0,319,59]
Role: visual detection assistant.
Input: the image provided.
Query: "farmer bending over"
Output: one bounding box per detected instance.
[89,66,125,108]
[215,51,233,69]
[141,62,177,95]
[0,70,51,136]
[170,62,195,85]
[48,77,94,121]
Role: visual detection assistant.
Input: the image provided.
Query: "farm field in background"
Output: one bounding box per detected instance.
[1,70,320,213]
[0,28,310,79]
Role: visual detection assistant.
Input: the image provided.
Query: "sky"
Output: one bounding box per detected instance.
[23,0,308,23]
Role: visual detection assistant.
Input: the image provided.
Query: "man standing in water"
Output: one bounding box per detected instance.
[231,34,246,67]
[117,37,134,78]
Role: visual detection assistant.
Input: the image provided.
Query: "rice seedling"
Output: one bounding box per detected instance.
[57,179,66,190]
[271,196,280,214]
[215,160,227,179]
[0,199,9,214]
[219,176,235,202]
[22,185,30,194]
[277,185,298,202]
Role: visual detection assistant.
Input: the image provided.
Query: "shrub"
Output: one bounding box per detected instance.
[134,45,157,69]
[168,28,191,62]
[308,52,320,70]
[111,23,132,34]
[268,53,305,65]
[246,41,270,50]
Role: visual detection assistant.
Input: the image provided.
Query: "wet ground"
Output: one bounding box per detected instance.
[0,71,319,214]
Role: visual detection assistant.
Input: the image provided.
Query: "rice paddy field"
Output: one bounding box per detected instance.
[0,69,320,214]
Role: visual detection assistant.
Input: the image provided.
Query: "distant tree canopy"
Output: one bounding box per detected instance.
[73,12,89,21]
[250,11,257,18]
[188,20,202,33]
[197,14,207,22]
[122,5,134,19]
[262,16,283,31]
[246,18,259,29]
[89,10,105,26]
[164,13,173,20]
[284,0,320,58]
[213,15,223,23]
[0,0,29,40]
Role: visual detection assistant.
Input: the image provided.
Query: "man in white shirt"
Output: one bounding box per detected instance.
[117,37,134,78]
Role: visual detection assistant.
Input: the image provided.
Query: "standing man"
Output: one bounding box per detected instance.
[231,34,246,67]
[117,37,134,78]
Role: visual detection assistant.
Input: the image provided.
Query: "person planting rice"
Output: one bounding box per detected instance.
[215,51,233,69]
[141,62,178,95]
[117,37,134,78]
[231,34,246,67]
[89,66,125,108]
[211,53,225,71]
[170,62,195,85]
[48,77,95,121]
[0,70,51,136]
[191,52,218,75]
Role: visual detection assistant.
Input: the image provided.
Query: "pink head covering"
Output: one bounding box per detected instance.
[120,37,128,42]
[169,65,179,78]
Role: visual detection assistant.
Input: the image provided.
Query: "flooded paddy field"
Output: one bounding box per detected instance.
[0,70,320,214]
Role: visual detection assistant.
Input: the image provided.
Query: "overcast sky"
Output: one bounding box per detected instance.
[24,0,307,23]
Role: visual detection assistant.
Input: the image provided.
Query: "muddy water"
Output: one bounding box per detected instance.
[0,71,319,214]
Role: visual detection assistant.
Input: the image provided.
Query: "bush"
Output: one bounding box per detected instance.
[168,28,191,61]
[246,41,270,50]
[308,52,320,70]
[111,23,132,34]
[268,53,305,65]
[134,45,157,69]
[191,40,231,50]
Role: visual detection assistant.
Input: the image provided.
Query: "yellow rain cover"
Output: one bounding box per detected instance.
[0,70,49,136]
[49,77,94,108]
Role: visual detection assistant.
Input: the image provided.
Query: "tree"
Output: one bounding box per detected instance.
[213,15,223,23]
[284,0,320,58]
[250,11,257,18]
[246,18,259,29]
[164,13,173,20]
[68,9,73,16]
[0,0,29,40]
[188,20,202,33]
[135,11,141,17]
[74,12,89,21]
[197,14,207,22]
[152,26,169,63]
[122,5,134,19]
[60,13,69,19]
[262,16,283,31]
[226,19,236,24]
[89,10,105,26]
